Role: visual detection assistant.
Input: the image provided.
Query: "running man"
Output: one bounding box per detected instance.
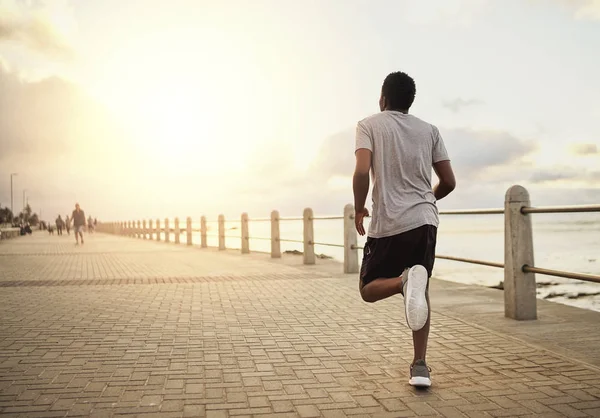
[71,203,86,245]
[353,71,456,388]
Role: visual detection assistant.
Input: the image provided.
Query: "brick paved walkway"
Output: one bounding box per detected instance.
[1,233,600,417]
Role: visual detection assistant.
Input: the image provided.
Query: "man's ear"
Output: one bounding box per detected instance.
[379,95,386,112]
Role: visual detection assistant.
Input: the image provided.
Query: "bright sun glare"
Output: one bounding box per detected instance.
[92,28,263,170]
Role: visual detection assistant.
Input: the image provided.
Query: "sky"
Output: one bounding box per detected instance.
[0,0,599,222]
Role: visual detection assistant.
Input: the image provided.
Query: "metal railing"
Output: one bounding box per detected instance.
[97,185,599,321]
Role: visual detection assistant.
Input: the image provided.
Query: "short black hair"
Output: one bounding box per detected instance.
[382,71,416,111]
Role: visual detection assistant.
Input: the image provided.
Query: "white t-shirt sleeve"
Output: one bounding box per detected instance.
[355,121,373,152]
[432,126,450,163]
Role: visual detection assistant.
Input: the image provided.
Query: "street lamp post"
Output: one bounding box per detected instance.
[10,173,18,217]
[23,189,27,212]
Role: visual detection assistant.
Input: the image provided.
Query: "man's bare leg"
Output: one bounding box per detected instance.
[359,276,403,303]
[412,292,430,364]
[361,274,431,369]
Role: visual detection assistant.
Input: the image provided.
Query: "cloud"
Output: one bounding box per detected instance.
[310,128,355,178]
[0,63,124,159]
[0,0,75,58]
[0,62,134,219]
[442,98,484,113]
[438,128,537,175]
[550,0,600,20]
[571,143,598,155]
[570,0,600,20]
[530,169,579,183]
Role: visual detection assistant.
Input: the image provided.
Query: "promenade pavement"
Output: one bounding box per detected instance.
[1,232,600,417]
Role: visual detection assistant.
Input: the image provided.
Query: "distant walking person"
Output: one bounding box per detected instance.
[71,203,86,245]
[88,216,94,234]
[56,215,64,235]
[65,215,71,235]
[353,71,456,388]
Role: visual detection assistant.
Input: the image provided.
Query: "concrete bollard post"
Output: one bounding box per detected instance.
[155,219,161,241]
[136,220,141,238]
[241,213,250,254]
[164,218,170,243]
[148,219,153,240]
[142,220,147,240]
[344,204,359,274]
[504,185,537,320]
[200,216,207,248]
[303,208,315,265]
[174,217,180,244]
[218,214,225,250]
[271,210,281,258]
[186,217,192,246]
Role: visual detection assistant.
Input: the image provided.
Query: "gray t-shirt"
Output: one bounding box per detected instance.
[355,111,450,238]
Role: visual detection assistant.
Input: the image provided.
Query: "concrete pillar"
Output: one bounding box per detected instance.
[142,220,147,240]
[241,213,249,254]
[136,220,141,238]
[344,204,359,274]
[200,216,207,248]
[174,217,180,244]
[164,218,170,243]
[148,219,153,240]
[156,219,161,241]
[218,214,225,250]
[504,185,537,320]
[186,217,192,246]
[271,210,281,258]
[303,208,315,265]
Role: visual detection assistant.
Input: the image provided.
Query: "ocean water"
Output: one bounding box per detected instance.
[163,212,600,312]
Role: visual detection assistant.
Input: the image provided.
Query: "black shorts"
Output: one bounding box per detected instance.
[360,224,437,287]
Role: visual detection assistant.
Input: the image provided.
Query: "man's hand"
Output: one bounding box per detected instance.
[355,207,369,236]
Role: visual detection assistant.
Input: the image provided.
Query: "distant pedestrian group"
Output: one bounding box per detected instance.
[44,203,97,245]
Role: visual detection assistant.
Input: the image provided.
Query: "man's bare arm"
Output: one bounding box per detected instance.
[433,160,456,201]
[353,149,372,210]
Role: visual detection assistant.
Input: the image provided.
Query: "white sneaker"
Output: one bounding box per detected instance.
[402,265,429,331]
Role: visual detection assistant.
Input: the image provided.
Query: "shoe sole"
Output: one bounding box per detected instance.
[405,265,429,331]
[409,376,431,387]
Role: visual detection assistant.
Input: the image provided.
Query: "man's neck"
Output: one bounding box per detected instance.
[385,108,408,114]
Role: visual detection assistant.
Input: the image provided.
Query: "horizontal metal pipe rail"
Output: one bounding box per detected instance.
[436,255,504,269]
[523,265,600,284]
[312,242,344,248]
[279,238,304,244]
[521,204,600,214]
[439,208,504,215]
